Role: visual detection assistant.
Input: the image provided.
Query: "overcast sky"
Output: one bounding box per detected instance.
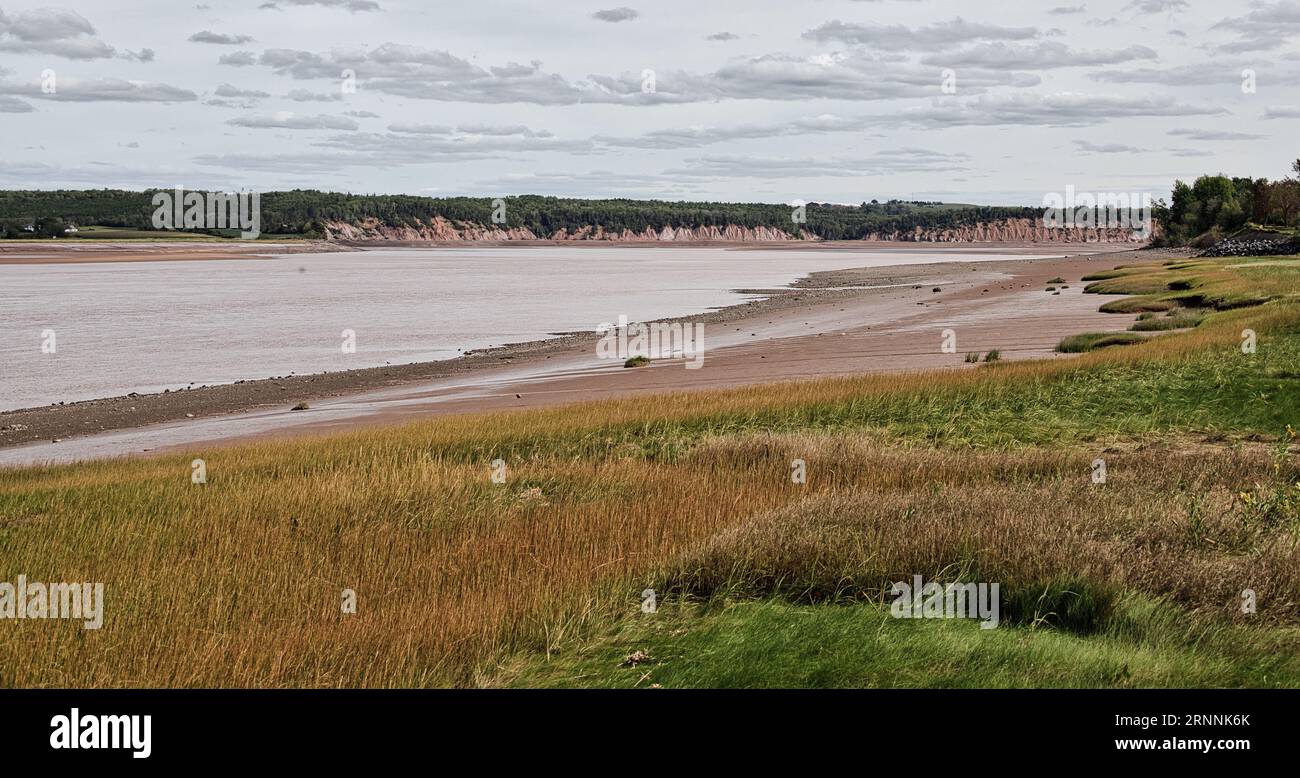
[0,0,1296,204]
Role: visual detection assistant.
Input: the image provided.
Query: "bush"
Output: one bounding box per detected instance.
[623,356,650,368]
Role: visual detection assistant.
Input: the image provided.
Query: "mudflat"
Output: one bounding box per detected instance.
[0,242,1190,464]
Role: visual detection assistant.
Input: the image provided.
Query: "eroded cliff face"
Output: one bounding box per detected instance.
[866,218,1154,243]
[322,216,1149,243]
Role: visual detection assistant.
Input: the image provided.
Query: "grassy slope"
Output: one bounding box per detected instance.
[2,256,1300,687]
[508,600,1300,689]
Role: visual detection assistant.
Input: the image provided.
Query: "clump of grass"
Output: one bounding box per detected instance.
[1046,286,1057,292]
[623,355,650,368]
[1048,277,1066,284]
[1098,297,1177,313]
[964,352,980,363]
[291,401,309,411]
[984,349,1001,362]
[1129,310,1205,332]
[658,443,1300,628]
[1055,332,1146,353]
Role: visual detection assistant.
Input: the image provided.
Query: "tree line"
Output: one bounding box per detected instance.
[0,189,1042,240]
[1160,159,1300,246]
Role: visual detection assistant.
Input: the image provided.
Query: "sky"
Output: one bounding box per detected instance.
[0,0,1296,205]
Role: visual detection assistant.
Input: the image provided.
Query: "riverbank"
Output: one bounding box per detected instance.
[0,244,1194,462]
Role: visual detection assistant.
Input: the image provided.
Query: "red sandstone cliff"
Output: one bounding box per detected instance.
[322,216,1151,244]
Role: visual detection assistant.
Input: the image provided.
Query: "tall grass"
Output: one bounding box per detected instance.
[2,256,1299,687]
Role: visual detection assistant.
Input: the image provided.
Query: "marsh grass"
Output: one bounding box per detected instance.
[2,256,1300,687]
[1056,332,1147,352]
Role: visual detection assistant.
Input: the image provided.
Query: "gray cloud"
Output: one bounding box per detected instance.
[227,113,359,130]
[663,148,970,179]
[887,93,1227,128]
[215,83,271,98]
[1263,105,1300,118]
[802,18,1039,51]
[1088,61,1256,85]
[593,8,638,23]
[0,94,33,112]
[707,32,739,41]
[272,0,381,11]
[1127,0,1188,13]
[0,8,115,59]
[1212,1,1300,53]
[0,77,196,103]
[923,41,1157,69]
[247,43,1037,105]
[218,51,258,66]
[189,31,255,45]
[1167,128,1267,140]
[595,114,872,149]
[1074,140,1147,153]
[285,88,342,102]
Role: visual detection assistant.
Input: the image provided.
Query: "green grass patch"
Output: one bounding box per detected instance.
[507,598,1300,688]
[1129,311,1205,331]
[1055,332,1147,353]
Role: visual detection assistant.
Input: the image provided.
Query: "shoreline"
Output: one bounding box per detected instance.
[0,244,1195,462]
[1,237,1141,263]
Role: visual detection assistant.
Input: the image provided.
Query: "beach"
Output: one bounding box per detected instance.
[0,242,1191,465]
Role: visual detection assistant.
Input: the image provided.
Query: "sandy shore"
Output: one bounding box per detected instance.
[0,240,345,264]
[0,243,1194,466]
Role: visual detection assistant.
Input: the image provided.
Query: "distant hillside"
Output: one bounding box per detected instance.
[0,189,1142,243]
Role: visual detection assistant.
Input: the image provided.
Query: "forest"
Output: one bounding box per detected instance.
[0,189,1041,240]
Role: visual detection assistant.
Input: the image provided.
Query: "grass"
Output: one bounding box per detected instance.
[505,599,1300,689]
[623,355,650,368]
[1086,256,1300,312]
[1130,310,1205,332]
[1,255,1299,687]
[1055,332,1146,352]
